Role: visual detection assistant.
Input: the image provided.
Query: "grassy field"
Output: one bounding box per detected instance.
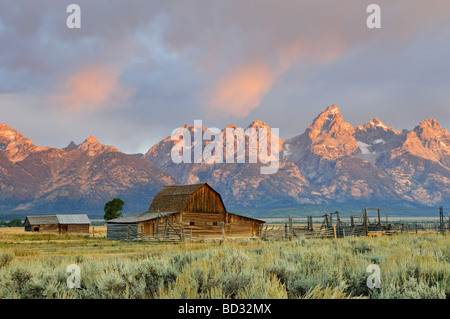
[0,227,449,299]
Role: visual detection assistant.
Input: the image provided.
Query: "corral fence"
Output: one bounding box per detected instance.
[261,207,449,240]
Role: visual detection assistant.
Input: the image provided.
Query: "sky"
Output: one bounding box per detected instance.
[0,0,450,154]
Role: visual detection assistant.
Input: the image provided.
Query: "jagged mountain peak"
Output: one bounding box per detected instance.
[85,134,98,143]
[410,118,450,165]
[415,118,444,133]
[364,117,388,129]
[176,123,211,133]
[414,118,449,141]
[0,123,13,131]
[307,105,354,139]
[225,123,238,130]
[356,117,400,134]
[284,105,358,160]
[321,104,340,114]
[0,124,47,162]
[0,123,22,140]
[77,135,117,156]
[246,120,270,129]
[64,141,78,151]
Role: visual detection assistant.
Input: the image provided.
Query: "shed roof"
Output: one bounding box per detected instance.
[25,215,59,225]
[107,211,175,224]
[56,214,90,224]
[25,214,90,225]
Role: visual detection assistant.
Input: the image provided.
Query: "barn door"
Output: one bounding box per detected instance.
[60,225,68,234]
[143,222,154,236]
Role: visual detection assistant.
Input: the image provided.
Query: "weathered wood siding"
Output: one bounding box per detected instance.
[185,185,226,213]
[225,213,261,238]
[26,223,89,234]
[107,224,139,240]
[31,224,60,233]
[105,183,264,240]
[141,220,155,236]
[24,221,32,232]
[138,213,182,236]
[65,224,90,234]
[107,212,263,240]
[180,211,263,239]
[181,212,226,238]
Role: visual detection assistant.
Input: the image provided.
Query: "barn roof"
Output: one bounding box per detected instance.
[25,215,59,225]
[25,214,90,225]
[148,183,212,213]
[107,211,175,224]
[56,214,90,224]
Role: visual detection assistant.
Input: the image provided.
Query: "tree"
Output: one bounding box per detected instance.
[104,198,124,221]
[7,219,23,227]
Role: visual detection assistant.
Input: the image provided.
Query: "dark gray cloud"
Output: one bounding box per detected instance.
[0,0,449,152]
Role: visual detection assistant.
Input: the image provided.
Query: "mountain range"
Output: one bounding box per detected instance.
[0,105,449,218]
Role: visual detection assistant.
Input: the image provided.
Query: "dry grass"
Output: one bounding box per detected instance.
[0,226,107,237]
[0,231,448,299]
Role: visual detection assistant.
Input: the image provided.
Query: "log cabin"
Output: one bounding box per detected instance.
[24,214,90,234]
[107,183,264,240]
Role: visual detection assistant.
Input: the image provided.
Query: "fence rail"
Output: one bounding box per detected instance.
[261,208,449,240]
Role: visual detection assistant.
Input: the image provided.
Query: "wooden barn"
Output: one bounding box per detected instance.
[24,214,90,234]
[107,183,264,241]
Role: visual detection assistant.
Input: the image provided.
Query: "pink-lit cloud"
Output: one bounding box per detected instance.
[1,0,450,153]
[206,64,278,118]
[56,64,133,112]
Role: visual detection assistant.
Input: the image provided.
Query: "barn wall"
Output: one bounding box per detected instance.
[34,224,60,233]
[185,185,226,213]
[145,213,183,236]
[66,224,90,234]
[181,212,263,239]
[106,212,263,240]
[106,223,138,240]
[24,220,32,232]
[181,212,226,238]
[225,213,262,238]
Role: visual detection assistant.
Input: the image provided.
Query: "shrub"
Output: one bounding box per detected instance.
[0,252,14,269]
[378,277,445,299]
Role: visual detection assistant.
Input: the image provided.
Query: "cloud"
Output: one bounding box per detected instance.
[55,63,134,113]
[206,64,278,118]
[1,0,450,153]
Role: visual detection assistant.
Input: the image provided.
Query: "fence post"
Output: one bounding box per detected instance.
[221,222,226,241]
[164,216,169,237]
[363,209,368,236]
[288,215,293,237]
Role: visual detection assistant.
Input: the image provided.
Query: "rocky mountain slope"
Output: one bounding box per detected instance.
[0,104,449,217]
[146,105,450,209]
[144,121,315,208]
[0,127,178,216]
[282,106,450,206]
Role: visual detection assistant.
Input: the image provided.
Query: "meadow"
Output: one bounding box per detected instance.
[0,227,448,299]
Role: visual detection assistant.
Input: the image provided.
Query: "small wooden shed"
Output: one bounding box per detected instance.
[24,214,90,234]
[107,183,264,240]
